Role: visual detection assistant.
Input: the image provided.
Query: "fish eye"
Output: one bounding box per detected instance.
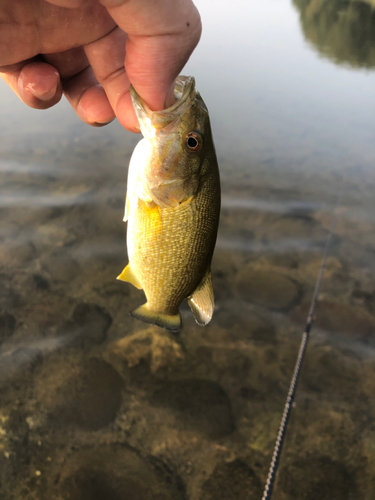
[185,132,203,152]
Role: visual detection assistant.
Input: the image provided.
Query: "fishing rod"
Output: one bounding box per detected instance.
[261,194,342,500]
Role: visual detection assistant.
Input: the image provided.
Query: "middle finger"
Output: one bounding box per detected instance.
[83,27,139,131]
[44,46,115,125]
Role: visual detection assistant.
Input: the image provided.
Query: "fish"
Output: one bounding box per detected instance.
[117,75,221,331]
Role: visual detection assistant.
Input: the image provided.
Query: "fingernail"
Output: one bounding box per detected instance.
[28,82,58,102]
[91,117,116,127]
[77,99,115,126]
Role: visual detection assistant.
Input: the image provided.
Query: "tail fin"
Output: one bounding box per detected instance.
[130,303,181,332]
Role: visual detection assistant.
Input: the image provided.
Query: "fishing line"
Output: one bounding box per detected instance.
[261,192,343,500]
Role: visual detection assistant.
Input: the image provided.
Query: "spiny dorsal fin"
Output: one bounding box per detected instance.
[188,267,214,326]
[117,263,142,289]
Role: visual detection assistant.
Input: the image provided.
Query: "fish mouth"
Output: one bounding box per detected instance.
[130,76,196,132]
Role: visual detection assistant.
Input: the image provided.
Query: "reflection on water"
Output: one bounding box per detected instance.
[294,0,375,68]
[1,0,375,499]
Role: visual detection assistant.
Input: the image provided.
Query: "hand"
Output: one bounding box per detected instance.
[0,0,201,131]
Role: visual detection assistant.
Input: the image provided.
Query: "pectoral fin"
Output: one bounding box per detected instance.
[188,268,214,326]
[117,263,142,289]
[130,303,181,331]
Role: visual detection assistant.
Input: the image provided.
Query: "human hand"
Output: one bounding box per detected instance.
[0,0,201,131]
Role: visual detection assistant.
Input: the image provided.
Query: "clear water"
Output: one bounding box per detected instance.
[1,0,375,498]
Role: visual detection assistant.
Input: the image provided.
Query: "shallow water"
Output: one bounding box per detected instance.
[1,0,375,498]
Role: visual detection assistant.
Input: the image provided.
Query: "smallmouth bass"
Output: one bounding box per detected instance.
[118,76,221,331]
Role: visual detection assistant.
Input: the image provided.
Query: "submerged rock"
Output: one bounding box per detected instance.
[42,250,80,282]
[237,265,301,311]
[58,445,187,500]
[50,358,123,431]
[278,454,358,500]
[200,459,262,500]
[110,327,184,372]
[0,347,42,387]
[291,300,375,341]
[0,310,16,343]
[58,303,112,350]
[150,378,236,438]
[0,242,36,270]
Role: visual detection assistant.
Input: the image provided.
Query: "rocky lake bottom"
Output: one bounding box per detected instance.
[1,145,375,500]
[2,0,375,495]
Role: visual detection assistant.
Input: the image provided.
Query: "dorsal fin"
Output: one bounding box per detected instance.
[117,263,142,289]
[187,267,214,326]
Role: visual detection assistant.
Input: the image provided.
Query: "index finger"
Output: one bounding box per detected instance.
[106,0,201,108]
[86,0,201,130]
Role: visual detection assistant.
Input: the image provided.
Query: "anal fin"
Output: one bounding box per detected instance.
[188,267,214,326]
[117,263,142,289]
